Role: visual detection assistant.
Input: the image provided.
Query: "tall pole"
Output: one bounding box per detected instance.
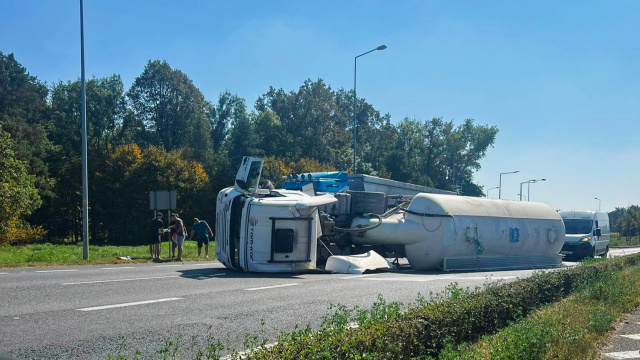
[498,170,519,199]
[80,0,89,260]
[353,57,357,174]
[595,197,601,212]
[486,186,498,198]
[527,178,545,202]
[353,45,386,174]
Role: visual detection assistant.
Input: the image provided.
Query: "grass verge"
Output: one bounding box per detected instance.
[0,241,216,268]
[438,260,640,360]
[610,233,640,247]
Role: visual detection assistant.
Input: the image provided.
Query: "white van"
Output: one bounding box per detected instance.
[559,210,610,259]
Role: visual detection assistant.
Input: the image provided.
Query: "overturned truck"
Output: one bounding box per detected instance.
[215,157,565,273]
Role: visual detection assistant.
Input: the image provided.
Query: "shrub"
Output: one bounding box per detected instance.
[0,218,47,246]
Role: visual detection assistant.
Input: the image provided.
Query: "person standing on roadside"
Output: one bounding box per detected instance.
[147,213,163,259]
[189,218,214,258]
[168,213,187,261]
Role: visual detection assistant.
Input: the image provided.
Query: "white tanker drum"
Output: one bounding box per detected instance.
[350,193,565,271]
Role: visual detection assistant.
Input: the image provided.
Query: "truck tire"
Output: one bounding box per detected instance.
[602,246,609,258]
[591,246,596,259]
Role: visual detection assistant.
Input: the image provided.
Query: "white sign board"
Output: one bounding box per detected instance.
[149,190,176,210]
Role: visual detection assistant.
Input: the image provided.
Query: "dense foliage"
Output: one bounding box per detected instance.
[0,51,498,245]
[610,205,640,241]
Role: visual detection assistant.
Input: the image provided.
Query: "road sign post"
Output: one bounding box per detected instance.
[149,190,177,258]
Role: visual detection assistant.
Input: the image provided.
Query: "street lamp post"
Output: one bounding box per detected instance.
[499,170,519,199]
[79,0,89,260]
[519,179,546,201]
[486,186,499,198]
[527,178,546,201]
[519,181,528,201]
[595,197,601,212]
[353,44,386,174]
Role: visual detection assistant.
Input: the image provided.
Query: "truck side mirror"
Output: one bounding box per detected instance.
[595,228,602,237]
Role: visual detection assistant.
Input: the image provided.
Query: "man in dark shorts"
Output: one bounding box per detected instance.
[148,213,163,259]
[188,218,214,258]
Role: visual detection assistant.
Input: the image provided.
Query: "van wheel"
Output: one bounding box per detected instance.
[591,246,596,259]
[602,246,609,258]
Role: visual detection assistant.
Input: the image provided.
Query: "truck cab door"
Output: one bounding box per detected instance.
[234,157,263,194]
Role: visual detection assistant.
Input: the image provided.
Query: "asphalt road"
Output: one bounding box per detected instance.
[1,247,638,360]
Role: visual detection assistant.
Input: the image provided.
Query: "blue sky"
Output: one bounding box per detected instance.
[2,0,638,213]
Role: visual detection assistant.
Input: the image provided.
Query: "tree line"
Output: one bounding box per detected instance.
[0,51,498,246]
[609,205,640,241]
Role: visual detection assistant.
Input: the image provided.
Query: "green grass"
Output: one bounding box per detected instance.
[0,241,216,268]
[438,262,640,360]
[610,233,640,247]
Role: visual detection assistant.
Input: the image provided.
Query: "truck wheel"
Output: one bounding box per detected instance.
[591,246,596,259]
[602,246,609,258]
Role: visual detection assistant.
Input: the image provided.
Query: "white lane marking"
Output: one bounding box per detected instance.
[63,273,209,285]
[65,275,180,284]
[192,263,214,266]
[0,273,9,275]
[35,269,78,273]
[603,351,640,359]
[339,274,379,280]
[620,334,640,340]
[101,267,135,270]
[244,283,299,291]
[63,272,222,285]
[77,297,183,311]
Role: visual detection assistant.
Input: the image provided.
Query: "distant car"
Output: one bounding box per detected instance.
[559,210,610,259]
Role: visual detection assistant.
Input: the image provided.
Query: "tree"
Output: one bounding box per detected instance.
[226,95,258,167]
[609,207,626,233]
[0,127,43,245]
[617,205,640,243]
[93,144,210,245]
[127,60,213,163]
[0,52,48,121]
[382,117,498,195]
[42,76,128,241]
[209,91,247,151]
[0,51,54,202]
[252,110,285,157]
[335,88,394,174]
[256,79,352,165]
[385,118,431,185]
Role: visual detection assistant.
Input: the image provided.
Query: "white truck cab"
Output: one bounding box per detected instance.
[559,210,610,259]
[215,157,336,272]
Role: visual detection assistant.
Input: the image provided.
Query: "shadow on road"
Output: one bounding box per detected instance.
[177,267,328,280]
[176,263,448,280]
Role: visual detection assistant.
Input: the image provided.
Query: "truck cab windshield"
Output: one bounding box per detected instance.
[563,219,593,234]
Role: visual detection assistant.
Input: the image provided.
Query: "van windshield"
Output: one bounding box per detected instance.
[564,219,593,234]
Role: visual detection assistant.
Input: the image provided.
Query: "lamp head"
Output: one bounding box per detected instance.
[376,45,387,51]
